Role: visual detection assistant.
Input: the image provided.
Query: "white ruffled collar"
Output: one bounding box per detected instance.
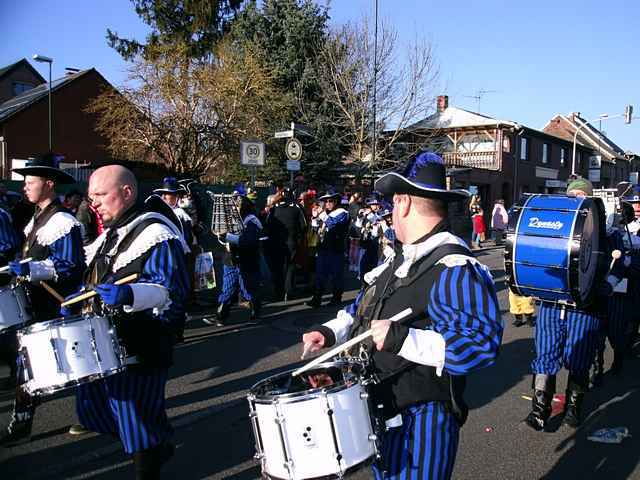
[395,231,469,278]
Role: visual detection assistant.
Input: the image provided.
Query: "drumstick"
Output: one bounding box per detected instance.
[40,281,66,304]
[292,307,413,378]
[0,257,33,274]
[609,249,622,271]
[60,273,140,307]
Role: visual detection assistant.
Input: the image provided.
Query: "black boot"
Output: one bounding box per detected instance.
[591,348,605,388]
[0,414,33,447]
[133,441,175,480]
[610,349,624,376]
[512,314,525,327]
[524,374,555,431]
[327,289,343,306]
[215,302,231,327]
[306,290,323,308]
[525,314,535,327]
[249,300,261,321]
[563,375,588,428]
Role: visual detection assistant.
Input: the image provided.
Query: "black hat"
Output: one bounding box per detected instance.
[12,152,76,184]
[177,178,196,195]
[318,187,341,201]
[153,177,180,195]
[375,151,468,202]
[365,192,383,206]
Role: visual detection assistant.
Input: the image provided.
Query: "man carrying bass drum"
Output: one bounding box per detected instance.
[303,152,503,480]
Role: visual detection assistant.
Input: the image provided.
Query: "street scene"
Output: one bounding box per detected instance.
[1,1,640,479]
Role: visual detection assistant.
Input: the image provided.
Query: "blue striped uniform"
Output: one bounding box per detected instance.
[0,207,19,259]
[362,259,502,480]
[76,238,189,454]
[532,303,600,377]
[316,210,349,291]
[47,224,85,285]
[217,264,254,303]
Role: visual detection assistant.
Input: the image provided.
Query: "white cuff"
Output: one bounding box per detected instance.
[311,219,319,228]
[380,222,389,233]
[323,309,355,345]
[319,211,328,222]
[123,283,171,314]
[226,233,240,245]
[398,329,446,376]
[28,259,57,282]
[355,218,363,228]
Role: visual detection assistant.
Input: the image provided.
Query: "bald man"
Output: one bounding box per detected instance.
[70,165,190,479]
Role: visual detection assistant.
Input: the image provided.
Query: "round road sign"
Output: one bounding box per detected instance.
[285,138,303,161]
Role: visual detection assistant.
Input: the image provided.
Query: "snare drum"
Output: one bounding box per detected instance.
[248,360,377,480]
[0,283,31,332]
[17,314,124,396]
[505,194,606,307]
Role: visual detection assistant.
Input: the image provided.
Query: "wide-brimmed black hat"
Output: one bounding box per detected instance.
[318,188,341,201]
[177,178,196,195]
[153,177,181,195]
[375,151,469,202]
[365,192,383,206]
[12,152,76,184]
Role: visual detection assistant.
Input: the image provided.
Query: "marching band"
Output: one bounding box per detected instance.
[0,149,639,480]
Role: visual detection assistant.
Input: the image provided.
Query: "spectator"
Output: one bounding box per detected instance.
[491,199,508,245]
[470,199,486,249]
[63,190,83,214]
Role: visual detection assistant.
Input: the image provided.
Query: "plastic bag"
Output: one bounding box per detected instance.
[194,251,216,291]
[587,427,631,444]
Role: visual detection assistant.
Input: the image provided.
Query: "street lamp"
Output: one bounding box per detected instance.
[33,54,53,152]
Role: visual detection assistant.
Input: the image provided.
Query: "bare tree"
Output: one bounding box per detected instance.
[87,40,290,178]
[315,17,441,173]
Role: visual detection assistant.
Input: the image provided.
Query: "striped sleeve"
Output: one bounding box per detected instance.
[324,211,350,230]
[0,209,19,260]
[427,261,503,375]
[140,238,190,332]
[48,225,85,284]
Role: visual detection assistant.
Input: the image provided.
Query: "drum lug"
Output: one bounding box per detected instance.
[368,433,378,442]
[360,392,369,400]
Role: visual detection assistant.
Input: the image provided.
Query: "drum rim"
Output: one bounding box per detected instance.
[18,314,112,335]
[24,365,126,396]
[249,360,365,404]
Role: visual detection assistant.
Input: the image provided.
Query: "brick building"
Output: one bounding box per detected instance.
[0,58,46,104]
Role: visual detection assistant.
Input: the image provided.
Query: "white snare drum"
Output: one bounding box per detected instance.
[248,360,378,480]
[0,283,31,332]
[17,314,124,396]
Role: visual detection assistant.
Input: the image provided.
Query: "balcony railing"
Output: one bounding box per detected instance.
[441,151,500,171]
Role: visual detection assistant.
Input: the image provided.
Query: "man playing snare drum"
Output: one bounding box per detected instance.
[303,152,503,480]
[1,153,84,446]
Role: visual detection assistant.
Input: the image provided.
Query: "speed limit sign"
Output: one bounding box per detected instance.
[240,140,265,166]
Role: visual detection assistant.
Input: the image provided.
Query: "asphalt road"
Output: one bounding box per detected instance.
[1,247,639,479]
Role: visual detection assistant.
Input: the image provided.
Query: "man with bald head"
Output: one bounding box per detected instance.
[70,165,189,479]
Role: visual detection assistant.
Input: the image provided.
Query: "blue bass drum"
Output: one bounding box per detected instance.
[505,194,606,307]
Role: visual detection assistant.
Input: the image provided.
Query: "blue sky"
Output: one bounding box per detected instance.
[2,0,639,152]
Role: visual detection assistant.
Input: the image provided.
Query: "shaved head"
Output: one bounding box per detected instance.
[89,165,138,226]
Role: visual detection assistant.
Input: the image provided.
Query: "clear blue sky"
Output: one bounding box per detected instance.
[2,0,639,152]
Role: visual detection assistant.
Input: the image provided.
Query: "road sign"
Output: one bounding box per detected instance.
[286,160,301,171]
[240,140,265,166]
[286,138,303,161]
[274,130,294,139]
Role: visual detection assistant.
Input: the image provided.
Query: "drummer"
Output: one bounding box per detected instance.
[1,153,85,446]
[69,165,189,478]
[524,177,629,431]
[302,151,503,480]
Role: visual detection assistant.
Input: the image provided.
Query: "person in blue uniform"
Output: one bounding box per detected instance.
[525,178,625,430]
[1,153,84,446]
[214,195,263,325]
[303,152,503,480]
[153,177,194,248]
[306,189,349,307]
[356,194,383,282]
[69,165,189,479]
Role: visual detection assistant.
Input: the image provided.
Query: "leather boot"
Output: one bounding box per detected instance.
[215,302,231,327]
[512,314,525,327]
[306,290,323,308]
[133,442,175,480]
[591,348,605,387]
[327,289,343,306]
[524,374,555,431]
[563,374,588,428]
[0,413,33,447]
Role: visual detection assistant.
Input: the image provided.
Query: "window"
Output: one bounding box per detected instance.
[12,82,34,96]
[560,148,566,166]
[542,143,549,164]
[520,137,528,160]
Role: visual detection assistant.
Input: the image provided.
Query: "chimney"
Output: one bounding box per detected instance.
[437,95,449,112]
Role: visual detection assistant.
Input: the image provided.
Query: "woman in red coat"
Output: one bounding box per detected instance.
[471,205,486,248]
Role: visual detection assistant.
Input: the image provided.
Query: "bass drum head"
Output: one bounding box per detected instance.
[574,197,605,306]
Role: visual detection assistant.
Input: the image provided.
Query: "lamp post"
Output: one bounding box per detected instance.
[32,54,53,152]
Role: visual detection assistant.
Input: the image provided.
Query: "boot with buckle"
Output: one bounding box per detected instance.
[524,374,555,431]
[563,374,588,428]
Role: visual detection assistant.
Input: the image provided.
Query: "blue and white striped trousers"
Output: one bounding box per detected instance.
[75,368,172,454]
[217,264,256,304]
[372,402,459,480]
[531,303,600,377]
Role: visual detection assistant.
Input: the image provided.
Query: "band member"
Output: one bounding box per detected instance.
[154,177,194,248]
[264,188,307,301]
[214,195,263,325]
[525,178,625,430]
[356,194,383,282]
[70,165,189,479]
[621,184,640,355]
[302,152,503,480]
[306,189,349,307]
[1,153,84,446]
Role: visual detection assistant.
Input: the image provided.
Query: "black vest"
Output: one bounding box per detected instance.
[85,215,177,369]
[352,242,473,423]
[24,201,81,322]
